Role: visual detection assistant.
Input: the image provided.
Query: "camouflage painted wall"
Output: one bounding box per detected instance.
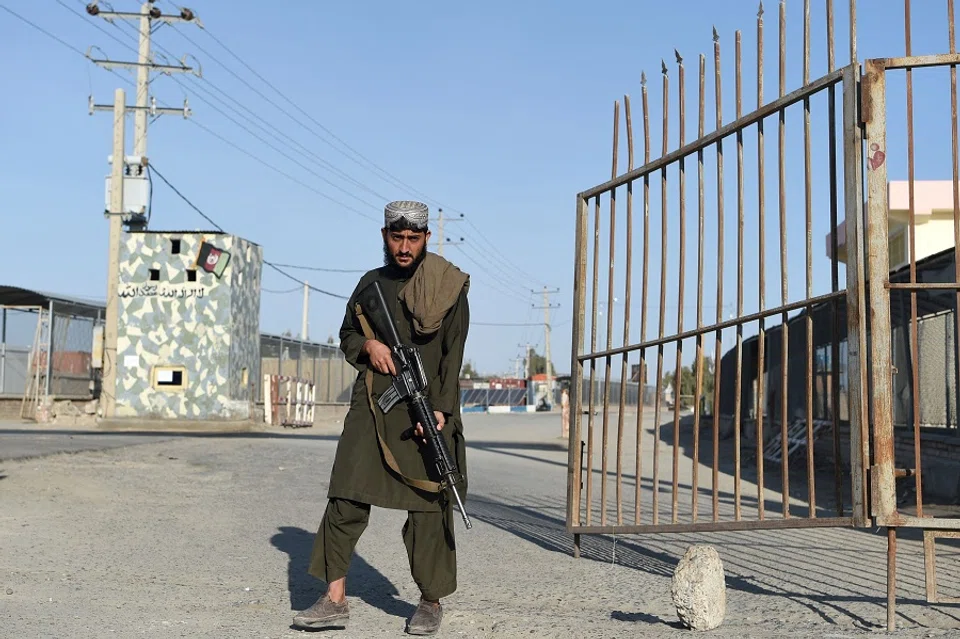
[115,231,263,420]
[227,237,263,406]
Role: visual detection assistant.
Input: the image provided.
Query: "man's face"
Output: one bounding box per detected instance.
[382,227,430,270]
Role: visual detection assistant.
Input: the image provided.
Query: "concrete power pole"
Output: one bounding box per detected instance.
[301,281,310,341]
[88,0,199,216]
[101,89,127,419]
[86,1,199,416]
[534,287,560,408]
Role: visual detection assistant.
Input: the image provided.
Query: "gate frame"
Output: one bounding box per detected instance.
[565,7,960,632]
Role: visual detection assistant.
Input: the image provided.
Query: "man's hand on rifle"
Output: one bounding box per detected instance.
[362,339,396,376]
[414,411,446,440]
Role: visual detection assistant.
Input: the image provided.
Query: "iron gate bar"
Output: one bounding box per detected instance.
[692,52,705,524]
[712,33,724,523]
[672,50,686,526]
[804,0,817,520]
[878,52,960,70]
[903,0,924,520]
[885,282,960,290]
[570,516,855,536]
[952,0,960,468]
[578,69,845,201]
[617,94,634,527]
[635,74,652,527]
[600,100,619,527]
[652,62,669,527]
[734,28,744,522]
[777,0,791,519]
[579,290,847,361]
[756,4,768,523]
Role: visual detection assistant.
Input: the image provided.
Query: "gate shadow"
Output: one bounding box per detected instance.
[466,494,958,630]
[270,526,416,620]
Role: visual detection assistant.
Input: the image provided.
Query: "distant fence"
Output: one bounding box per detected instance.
[1,304,102,401]
[259,333,354,405]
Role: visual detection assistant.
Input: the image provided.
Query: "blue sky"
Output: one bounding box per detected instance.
[0,0,955,379]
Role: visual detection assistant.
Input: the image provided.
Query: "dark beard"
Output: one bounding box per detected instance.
[383,241,426,277]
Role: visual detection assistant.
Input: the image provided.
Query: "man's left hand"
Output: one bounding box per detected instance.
[414,411,446,439]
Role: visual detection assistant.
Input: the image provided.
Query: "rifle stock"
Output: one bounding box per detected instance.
[357,280,472,530]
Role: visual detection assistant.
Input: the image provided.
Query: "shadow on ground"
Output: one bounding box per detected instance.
[271,526,417,622]
[465,492,960,631]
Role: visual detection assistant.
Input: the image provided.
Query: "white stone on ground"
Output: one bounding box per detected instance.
[672,544,727,631]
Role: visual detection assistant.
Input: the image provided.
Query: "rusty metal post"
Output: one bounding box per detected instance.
[692,52,706,523]
[712,28,725,522]
[903,0,924,518]
[567,194,589,531]
[635,72,652,526]
[887,527,897,631]
[756,1,768,521]
[862,59,896,523]
[842,61,869,527]
[734,29,745,521]
[777,0,791,518]
[803,0,817,517]
[671,50,687,525]
[616,94,635,526]
[653,61,670,526]
[600,100,620,527]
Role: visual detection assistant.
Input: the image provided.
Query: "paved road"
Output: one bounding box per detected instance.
[0,412,958,638]
[0,423,177,462]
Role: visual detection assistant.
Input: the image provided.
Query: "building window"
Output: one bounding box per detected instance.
[149,268,160,281]
[171,239,181,254]
[187,269,197,282]
[152,366,187,391]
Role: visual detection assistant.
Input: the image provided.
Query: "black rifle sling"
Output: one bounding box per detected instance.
[354,303,442,494]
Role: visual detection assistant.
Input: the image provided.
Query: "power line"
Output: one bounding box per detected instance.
[149,163,349,300]
[262,285,301,294]
[269,263,367,274]
[177,17,553,287]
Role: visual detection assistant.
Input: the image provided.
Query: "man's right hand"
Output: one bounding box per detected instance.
[362,339,396,376]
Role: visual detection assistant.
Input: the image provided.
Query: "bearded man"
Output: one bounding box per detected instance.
[293,200,470,636]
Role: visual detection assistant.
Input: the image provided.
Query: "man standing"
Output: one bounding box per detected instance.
[294,201,470,635]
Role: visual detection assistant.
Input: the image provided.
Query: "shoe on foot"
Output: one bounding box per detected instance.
[292,594,349,630]
[406,598,443,635]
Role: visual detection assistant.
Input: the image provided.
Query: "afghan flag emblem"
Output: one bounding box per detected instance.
[197,241,231,278]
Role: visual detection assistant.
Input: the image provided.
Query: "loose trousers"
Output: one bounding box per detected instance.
[307,498,458,601]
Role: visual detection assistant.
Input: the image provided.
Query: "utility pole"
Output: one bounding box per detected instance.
[102,89,126,419]
[87,0,199,227]
[534,288,560,408]
[86,1,199,415]
[301,281,310,341]
[432,208,464,256]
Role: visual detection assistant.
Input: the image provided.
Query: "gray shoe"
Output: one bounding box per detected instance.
[406,599,443,635]
[292,594,349,630]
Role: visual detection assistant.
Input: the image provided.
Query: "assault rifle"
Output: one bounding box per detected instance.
[356,280,472,530]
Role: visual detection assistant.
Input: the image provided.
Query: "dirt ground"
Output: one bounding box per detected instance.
[1,411,958,638]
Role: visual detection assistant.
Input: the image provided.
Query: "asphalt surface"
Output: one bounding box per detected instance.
[1,412,958,638]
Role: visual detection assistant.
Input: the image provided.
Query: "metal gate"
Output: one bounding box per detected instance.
[566,0,960,630]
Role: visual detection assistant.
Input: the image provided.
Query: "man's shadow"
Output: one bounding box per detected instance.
[271,526,416,620]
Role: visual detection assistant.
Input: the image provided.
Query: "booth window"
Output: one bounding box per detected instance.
[152,366,187,391]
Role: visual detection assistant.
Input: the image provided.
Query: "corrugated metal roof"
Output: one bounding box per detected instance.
[0,285,105,318]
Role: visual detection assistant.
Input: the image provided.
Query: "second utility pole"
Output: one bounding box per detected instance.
[534,287,560,408]
[102,88,126,419]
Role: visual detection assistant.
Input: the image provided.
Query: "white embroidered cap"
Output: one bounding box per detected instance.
[384,200,429,230]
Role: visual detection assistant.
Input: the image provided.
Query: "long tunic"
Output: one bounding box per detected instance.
[326,264,470,512]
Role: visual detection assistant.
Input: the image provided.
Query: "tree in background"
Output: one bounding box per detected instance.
[461,360,477,378]
[527,350,555,376]
[662,356,715,411]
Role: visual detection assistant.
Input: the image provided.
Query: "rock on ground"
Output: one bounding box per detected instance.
[672,545,726,631]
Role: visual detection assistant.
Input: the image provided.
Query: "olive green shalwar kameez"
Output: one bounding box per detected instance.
[308,261,469,601]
